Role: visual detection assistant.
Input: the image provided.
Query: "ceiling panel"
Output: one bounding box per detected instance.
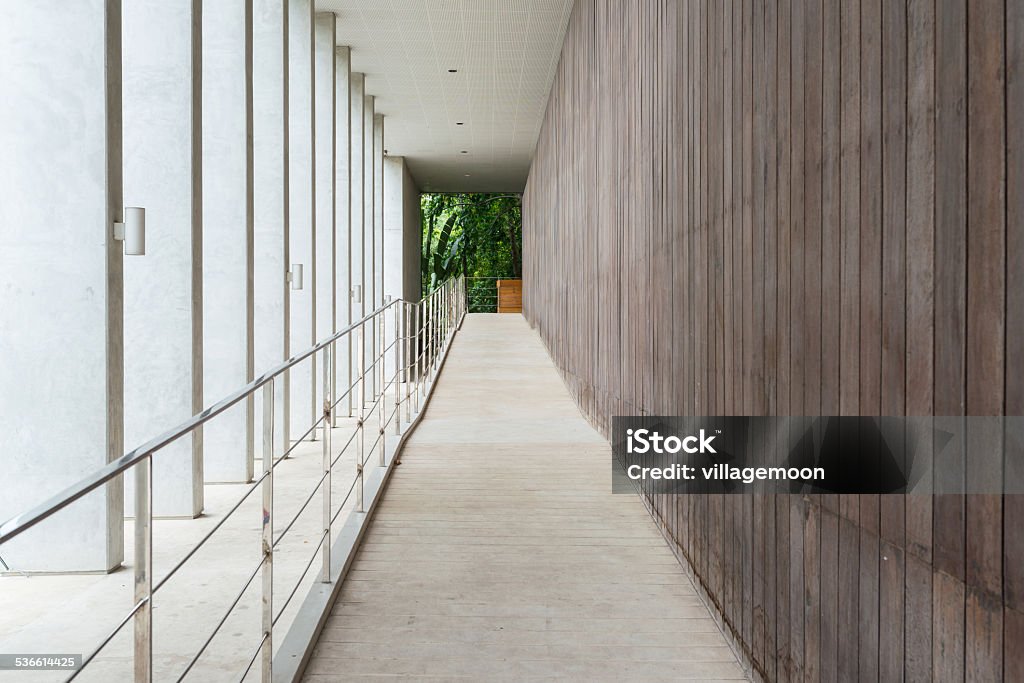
[316,0,573,193]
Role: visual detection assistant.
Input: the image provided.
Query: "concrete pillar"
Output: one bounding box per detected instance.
[253,0,288,457]
[0,0,124,571]
[314,13,336,419]
[202,0,255,483]
[374,114,388,382]
[350,74,365,400]
[374,114,385,311]
[363,94,376,398]
[383,156,422,379]
[383,156,423,303]
[287,0,315,442]
[123,0,203,517]
[335,48,353,418]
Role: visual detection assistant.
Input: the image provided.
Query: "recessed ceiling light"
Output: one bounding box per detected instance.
[464,174,471,177]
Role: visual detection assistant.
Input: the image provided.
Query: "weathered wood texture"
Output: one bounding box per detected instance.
[523,1,1019,680]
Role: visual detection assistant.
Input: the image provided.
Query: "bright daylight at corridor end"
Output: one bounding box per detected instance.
[1,1,1022,682]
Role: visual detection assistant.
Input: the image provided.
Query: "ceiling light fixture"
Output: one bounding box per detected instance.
[456,122,464,126]
[448,69,458,73]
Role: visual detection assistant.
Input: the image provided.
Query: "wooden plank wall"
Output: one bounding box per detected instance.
[522,1,1021,680]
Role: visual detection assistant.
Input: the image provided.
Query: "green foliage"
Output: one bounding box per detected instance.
[420,193,522,298]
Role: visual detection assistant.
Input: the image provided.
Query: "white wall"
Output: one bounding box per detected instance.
[0,0,124,571]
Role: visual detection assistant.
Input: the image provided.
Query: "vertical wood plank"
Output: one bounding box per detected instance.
[933,1,968,679]
[879,1,908,680]
[1006,0,1024,679]
[904,18,936,657]
[835,2,860,679]
[965,1,1006,680]
[838,0,862,527]
[802,1,823,680]
[520,1,1018,680]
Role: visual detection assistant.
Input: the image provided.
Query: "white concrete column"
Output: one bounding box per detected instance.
[123,0,203,517]
[363,94,376,398]
[287,0,315,442]
[383,156,422,302]
[374,114,388,382]
[374,113,385,312]
[202,0,255,483]
[335,48,353,418]
[350,74,365,401]
[383,156,422,379]
[254,0,288,457]
[314,13,336,419]
[0,0,124,571]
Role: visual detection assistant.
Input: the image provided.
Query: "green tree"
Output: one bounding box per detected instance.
[421,193,522,310]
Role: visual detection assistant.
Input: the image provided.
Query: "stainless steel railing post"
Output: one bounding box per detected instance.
[378,307,386,466]
[260,379,274,682]
[133,455,152,683]
[356,325,365,513]
[322,346,331,583]
[420,297,427,394]
[432,289,437,379]
[393,302,401,436]
[346,310,353,419]
[331,338,340,428]
[426,291,434,385]
[404,301,411,424]
[414,301,421,411]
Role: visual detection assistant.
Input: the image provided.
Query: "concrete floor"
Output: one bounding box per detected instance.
[303,314,746,682]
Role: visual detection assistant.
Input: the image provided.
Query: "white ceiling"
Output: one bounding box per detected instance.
[316,0,574,193]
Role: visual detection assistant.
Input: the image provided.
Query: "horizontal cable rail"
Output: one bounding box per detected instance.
[465,276,520,312]
[0,275,467,683]
[1,300,391,544]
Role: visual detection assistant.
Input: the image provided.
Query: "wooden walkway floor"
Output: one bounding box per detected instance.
[303,314,746,682]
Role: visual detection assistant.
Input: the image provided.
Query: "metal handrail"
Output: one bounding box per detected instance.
[0,274,468,683]
[0,301,395,545]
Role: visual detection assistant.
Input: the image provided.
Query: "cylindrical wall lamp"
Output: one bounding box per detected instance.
[114,207,146,255]
[288,264,304,290]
